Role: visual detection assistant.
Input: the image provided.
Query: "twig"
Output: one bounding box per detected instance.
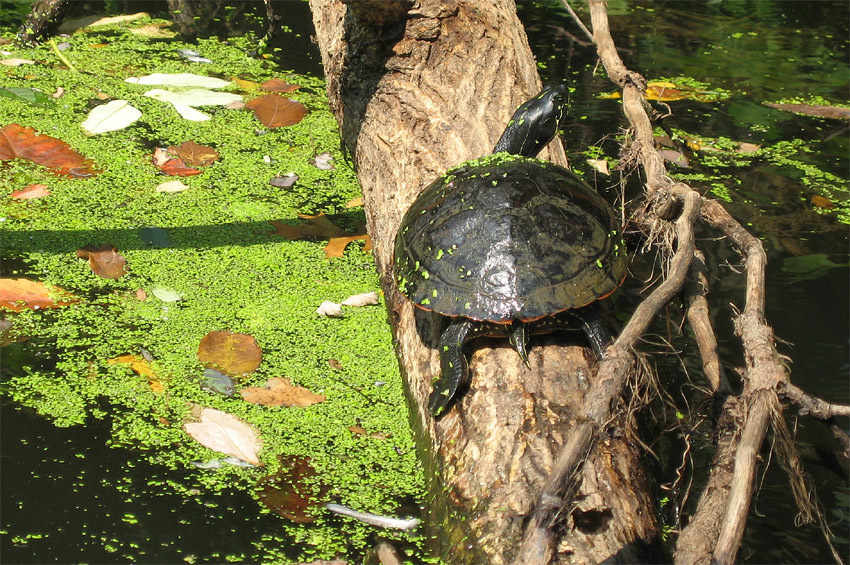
[558,0,594,43]
[48,38,76,72]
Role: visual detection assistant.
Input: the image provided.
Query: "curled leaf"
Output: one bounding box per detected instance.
[316,301,343,318]
[76,244,126,279]
[341,292,379,307]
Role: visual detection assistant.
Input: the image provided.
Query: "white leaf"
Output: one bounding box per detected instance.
[341,292,379,307]
[126,73,232,89]
[60,12,149,32]
[143,88,242,107]
[156,180,189,193]
[0,58,35,66]
[167,101,211,121]
[150,285,182,302]
[81,100,141,135]
[316,301,343,317]
[183,407,262,466]
[586,158,610,176]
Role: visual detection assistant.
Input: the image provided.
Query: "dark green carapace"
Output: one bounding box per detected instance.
[393,85,627,416]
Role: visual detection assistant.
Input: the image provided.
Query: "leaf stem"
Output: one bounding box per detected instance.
[48,38,77,72]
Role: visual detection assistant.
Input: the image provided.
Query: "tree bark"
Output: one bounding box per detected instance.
[309,1,660,562]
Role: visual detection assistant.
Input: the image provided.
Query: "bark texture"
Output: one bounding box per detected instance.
[309,1,659,562]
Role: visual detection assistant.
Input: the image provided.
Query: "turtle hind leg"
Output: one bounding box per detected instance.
[575,302,614,357]
[508,321,531,367]
[430,318,477,417]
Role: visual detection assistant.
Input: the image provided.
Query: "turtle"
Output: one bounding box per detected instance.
[393,85,627,417]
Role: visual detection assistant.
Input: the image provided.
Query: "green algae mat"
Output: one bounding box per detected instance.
[0,13,428,563]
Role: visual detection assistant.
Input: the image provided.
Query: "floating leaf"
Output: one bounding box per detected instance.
[232,77,261,90]
[269,173,298,188]
[316,301,343,318]
[59,12,149,32]
[76,244,126,279]
[129,24,177,38]
[183,407,262,466]
[156,180,190,193]
[346,196,363,208]
[197,331,262,375]
[201,368,236,396]
[11,184,50,199]
[139,226,170,248]
[261,79,300,93]
[766,102,850,120]
[0,278,77,311]
[143,88,242,121]
[176,49,212,63]
[310,152,334,170]
[0,58,35,66]
[0,87,52,105]
[246,93,307,128]
[126,72,231,89]
[170,140,219,167]
[341,292,379,307]
[150,285,182,302]
[0,124,99,178]
[811,195,834,209]
[152,147,202,176]
[657,149,689,168]
[270,213,371,258]
[257,456,327,522]
[81,100,142,134]
[240,377,326,407]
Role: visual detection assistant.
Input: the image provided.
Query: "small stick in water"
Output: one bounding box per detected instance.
[324,503,420,530]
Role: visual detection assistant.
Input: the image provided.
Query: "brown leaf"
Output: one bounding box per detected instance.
[76,244,126,279]
[766,103,850,120]
[0,124,99,178]
[270,213,371,258]
[328,359,343,370]
[811,195,835,209]
[0,278,77,311]
[261,79,301,93]
[183,407,262,465]
[240,377,325,407]
[197,331,262,375]
[10,184,50,199]
[170,140,219,167]
[257,456,327,522]
[246,93,307,128]
[152,148,202,176]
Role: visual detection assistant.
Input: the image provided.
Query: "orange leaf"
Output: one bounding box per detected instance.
[240,377,326,407]
[76,244,126,279]
[197,331,262,375]
[10,184,50,199]
[0,278,77,311]
[170,140,219,167]
[107,353,156,378]
[260,79,300,93]
[246,93,307,128]
[270,213,371,258]
[0,124,99,178]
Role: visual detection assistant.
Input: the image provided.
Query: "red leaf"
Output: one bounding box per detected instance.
[246,94,307,128]
[0,124,100,178]
[76,244,127,279]
[10,184,50,199]
[0,278,77,311]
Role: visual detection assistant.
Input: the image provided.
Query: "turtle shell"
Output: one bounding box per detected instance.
[394,153,627,323]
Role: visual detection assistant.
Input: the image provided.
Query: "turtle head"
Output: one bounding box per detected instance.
[492,84,567,157]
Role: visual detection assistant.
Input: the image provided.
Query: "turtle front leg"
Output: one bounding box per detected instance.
[430,318,477,417]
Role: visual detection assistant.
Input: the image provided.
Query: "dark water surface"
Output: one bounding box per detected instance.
[2,1,848,563]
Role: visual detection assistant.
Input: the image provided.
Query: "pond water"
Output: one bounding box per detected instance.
[1,1,847,563]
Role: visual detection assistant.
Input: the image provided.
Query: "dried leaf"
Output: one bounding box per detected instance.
[346,196,363,208]
[170,140,219,167]
[183,407,262,465]
[126,73,231,89]
[76,244,126,279]
[766,102,850,120]
[129,24,177,38]
[59,12,149,32]
[257,456,327,522]
[240,377,325,407]
[107,353,166,393]
[586,159,610,176]
[11,184,50,199]
[0,59,35,66]
[231,77,261,90]
[270,213,371,258]
[152,148,202,176]
[197,331,262,375]
[310,152,334,170]
[0,278,77,311]
[261,79,300,93]
[246,93,307,128]
[156,180,190,193]
[341,292,379,307]
[316,301,343,317]
[811,195,834,209]
[0,124,99,177]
